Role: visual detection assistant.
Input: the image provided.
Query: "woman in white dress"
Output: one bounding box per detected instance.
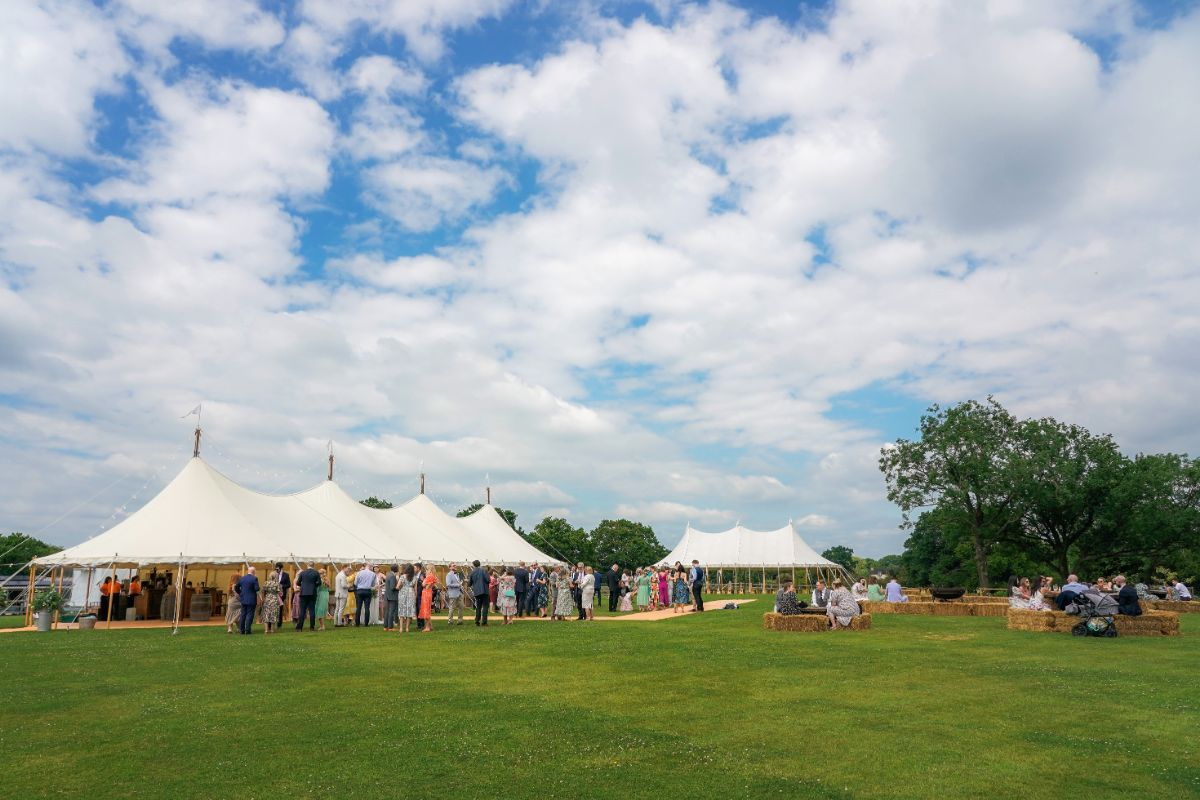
[580,567,596,620]
[851,578,868,602]
[369,568,383,625]
[618,570,633,612]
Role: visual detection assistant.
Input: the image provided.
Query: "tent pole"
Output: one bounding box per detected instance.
[172,559,185,634]
[106,562,117,629]
[53,567,65,630]
[84,568,94,615]
[25,562,36,626]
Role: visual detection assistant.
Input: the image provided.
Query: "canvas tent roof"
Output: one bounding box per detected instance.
[33,456,560,568]
[656,522,848,571]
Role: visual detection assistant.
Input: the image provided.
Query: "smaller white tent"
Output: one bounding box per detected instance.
[657,522,849,579]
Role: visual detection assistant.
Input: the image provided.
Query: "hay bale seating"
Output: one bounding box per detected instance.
[860,601,1008,617]
[763,612,873,632]
[1006,608,1180,636]
[1143,599,1199,614]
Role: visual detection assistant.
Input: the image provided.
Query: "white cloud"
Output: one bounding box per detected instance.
[614,501,736,528]
[0,1,128,155]
[112,0,286,54]
[94,80,335,204]
[362,157,507,230]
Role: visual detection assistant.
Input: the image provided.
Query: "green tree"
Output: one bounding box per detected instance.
[590,519,667,569]
[359,496,393,509]
[821,545,856,570]
[526,517,593,565]
[456,504,523,534]
[880,397,1023,589]
[1003,417,1127,578]
[900,507,976,587]
[0,532,59,573]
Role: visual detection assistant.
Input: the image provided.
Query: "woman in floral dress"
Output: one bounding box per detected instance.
[826,579,860,629]
[619,570,633,612]
[261,572,281,634]
[672,568,690,613]
[397,564,416,633]
[535,569,549,617]
[225,572,242,633]
[497,567,518,624]
[554,569,574,620]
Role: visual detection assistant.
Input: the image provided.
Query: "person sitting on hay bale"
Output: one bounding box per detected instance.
[827,579,860,629]
[1114,576,1141,616]
[866,576,886,602]
[1055,574,1089,610]
[1171,578,1193,601]
[885,577,909,603]
[775,579,807,615]
[851,577,868,602]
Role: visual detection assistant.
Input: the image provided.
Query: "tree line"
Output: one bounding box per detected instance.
[878,397,1200,589]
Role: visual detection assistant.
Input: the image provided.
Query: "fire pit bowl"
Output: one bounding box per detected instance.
[930,587,967,602]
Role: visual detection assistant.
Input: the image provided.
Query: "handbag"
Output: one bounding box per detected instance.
[503,587,516,599]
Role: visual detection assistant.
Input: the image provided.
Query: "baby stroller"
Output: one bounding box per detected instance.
[1065,589,1119,637]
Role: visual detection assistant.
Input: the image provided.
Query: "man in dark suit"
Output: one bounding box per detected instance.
[525,562,543,616]
[1114,575,1141,616]
[513,561,529,617]
[236,566,260,635]
[606,564,622,612]
[274,562,292,626]
[690,560,706,612]
[468,560,489,626]
[572,562,586,620]
[294,562,321,631]
[383,564,400,630]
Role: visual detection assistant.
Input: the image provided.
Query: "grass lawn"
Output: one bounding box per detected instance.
[1,601,1196,799]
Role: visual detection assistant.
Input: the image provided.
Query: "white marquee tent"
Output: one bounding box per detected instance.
[34,456,560,569]
[657,522,851,584]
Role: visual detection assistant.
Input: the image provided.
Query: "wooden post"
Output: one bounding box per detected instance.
[25,562,37,627]
[83,568,94,615]
[172,560,186,633]
[106,563,117,629]
[53,567,66,630]
[328,452,334,481]
[193,426,202,457]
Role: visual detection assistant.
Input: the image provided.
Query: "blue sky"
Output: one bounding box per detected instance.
[2,0,1199,557]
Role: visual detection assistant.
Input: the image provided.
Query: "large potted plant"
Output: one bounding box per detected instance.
[32,588,64,632]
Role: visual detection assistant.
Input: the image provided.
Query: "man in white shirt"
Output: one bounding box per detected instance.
[334,566,350,626]
[445,563,464,625]
[811,580,830,608]
[885,578,909,603]
[354,564,375,627]
[1173,579,1193,601]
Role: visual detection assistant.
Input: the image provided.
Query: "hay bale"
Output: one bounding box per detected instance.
[860,601,892,614]
[763,612,826,632]
[931,602,973,616]
[1006,609,1057,631]
[970,603,1009,617]
[893,602,935,615]
[763,611,873,632]
[1144,600,1199,614]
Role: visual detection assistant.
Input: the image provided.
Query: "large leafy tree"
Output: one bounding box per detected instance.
[590,519,667,569]
[1004,417,1127,577]
[0,533,59,573]
[821,545,856,570]
[880,398,1023,588]
[527,517,593,565]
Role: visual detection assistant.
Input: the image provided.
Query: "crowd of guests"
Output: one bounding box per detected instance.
[773,577,863,629]
[223,559,712,634]
[1033,573,1193,617]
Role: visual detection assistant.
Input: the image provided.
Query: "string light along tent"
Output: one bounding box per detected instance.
[656,522,851,589]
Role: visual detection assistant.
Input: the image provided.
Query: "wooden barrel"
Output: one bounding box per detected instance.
[189,592,212,621]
